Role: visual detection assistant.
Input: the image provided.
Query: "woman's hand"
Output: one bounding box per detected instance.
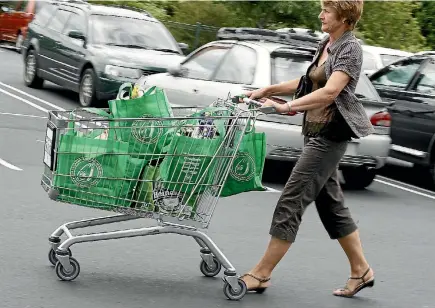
[262,98,296,114]
[245,88,267,100]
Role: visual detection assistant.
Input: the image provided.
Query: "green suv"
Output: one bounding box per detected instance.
[21,1,188,106]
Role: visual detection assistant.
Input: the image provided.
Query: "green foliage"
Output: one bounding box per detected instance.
[357,1,426,52]
[88,0,432,53]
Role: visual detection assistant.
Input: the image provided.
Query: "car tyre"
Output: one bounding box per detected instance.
[24,49,44,89]
[79,68,98,107]
[341,166,376,190]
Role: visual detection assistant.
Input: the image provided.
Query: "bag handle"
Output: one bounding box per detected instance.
[116,82,133,100]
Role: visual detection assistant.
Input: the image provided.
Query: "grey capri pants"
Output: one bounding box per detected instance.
[270,136,358,243]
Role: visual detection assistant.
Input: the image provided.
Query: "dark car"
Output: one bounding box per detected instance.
[21,1,188,107]
[369,53,435,184]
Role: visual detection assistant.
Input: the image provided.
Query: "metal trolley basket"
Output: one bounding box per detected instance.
[41,97,272,300]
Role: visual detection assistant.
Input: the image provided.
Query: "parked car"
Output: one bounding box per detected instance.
[369,53,435,185]
[362,45,413,76]
[21,1,188,107]
[0,0,41,51]
[136,27,392,189]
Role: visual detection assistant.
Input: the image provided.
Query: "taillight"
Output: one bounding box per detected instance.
[370,110,391,127]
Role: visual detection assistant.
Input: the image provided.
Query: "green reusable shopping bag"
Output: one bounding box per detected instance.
[53,128,145,210]
[220,131,267,197]
[158,106,231,195]
[108,84,174,159]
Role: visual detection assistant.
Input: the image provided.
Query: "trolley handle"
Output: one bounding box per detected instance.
[240,97,276,114]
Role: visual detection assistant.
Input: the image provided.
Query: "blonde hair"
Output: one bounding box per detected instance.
[321,0,364,30]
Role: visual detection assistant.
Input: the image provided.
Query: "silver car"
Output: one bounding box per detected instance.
[136,31,392,189]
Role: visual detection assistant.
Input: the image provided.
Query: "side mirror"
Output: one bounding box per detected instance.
[167,64,184,77]
[178,42,189,50]
[68,30,86,41]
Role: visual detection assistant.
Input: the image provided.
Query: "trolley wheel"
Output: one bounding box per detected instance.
[48,248,72,266]
[199,258,222,277]
[223,279,247,301]
[55,257,80,281]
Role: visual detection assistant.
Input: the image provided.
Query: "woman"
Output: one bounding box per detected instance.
[241,0,375,298]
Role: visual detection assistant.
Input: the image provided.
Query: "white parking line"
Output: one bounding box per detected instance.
[0,81,65,111]
[264,186,281,192]
[375,178,435,200]
[0,112,47,119]
[0,158,22,171]
[0,88,48,113]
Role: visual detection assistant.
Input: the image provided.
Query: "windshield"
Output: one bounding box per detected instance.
[272,55,382,102]
[90,15,180,52]
[381,54,406,66]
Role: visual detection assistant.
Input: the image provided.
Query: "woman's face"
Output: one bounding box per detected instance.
[319,5,343,33]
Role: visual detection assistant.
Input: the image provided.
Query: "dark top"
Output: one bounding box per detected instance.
[309,30,375,138]
[302,56,357,142]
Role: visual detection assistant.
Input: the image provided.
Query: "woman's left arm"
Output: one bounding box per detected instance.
[286,71,351,112]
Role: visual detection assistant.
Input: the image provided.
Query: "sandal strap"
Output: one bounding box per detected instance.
[241,273,271,283]
[349,267,371,283]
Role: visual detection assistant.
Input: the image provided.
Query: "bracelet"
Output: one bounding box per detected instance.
[286,101,293,112]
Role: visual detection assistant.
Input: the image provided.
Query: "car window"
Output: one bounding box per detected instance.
[90,14,179,52]
[62,12,86,36]
[48,9,71,33]
[182,46,230,80]
[212,45,257,84]
[271,54,312,84]
[362,50,378,71]
[371,59,423,89]
[413,62,435,95]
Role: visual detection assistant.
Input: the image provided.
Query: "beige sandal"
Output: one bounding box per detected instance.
[333,267,375,298]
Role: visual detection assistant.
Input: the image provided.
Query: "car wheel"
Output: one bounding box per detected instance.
[79,68,98,107]
[341,166,376,190]
[24,49,44,88]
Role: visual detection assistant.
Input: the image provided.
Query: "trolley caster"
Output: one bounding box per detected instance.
[48,248,72,266]
[199,257,222,277]
[55,257,80,281]
[223,278,247,300]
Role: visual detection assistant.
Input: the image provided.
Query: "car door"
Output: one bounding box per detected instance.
[39,7,72,83]
[389,59,435,161]
[370,57,432,162]
[155,43,233,107]
[56,9,87,91]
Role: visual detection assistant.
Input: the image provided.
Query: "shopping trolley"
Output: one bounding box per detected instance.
[41,96,274,300]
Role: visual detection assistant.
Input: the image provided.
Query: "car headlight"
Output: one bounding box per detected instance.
[104,65,141,79]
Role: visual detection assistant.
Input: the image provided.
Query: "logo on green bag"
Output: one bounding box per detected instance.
[230,152,255,182]
[70,157,103,188]
[152,187,183,212]
[131,114,163,144]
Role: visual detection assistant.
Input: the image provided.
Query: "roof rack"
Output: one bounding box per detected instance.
[216,27,320,49]
[91,3,154,18]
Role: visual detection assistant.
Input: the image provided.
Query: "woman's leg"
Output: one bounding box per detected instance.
[314,169,374,296]
[242,137,348,290]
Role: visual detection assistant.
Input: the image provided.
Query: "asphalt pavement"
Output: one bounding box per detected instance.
[1,47,435,308]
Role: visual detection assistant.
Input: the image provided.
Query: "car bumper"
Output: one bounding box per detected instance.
[97,76,138,101]
[266,133,390,170]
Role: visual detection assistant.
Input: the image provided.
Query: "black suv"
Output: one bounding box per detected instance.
[369,52,435,184]
[21,1,188,106]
